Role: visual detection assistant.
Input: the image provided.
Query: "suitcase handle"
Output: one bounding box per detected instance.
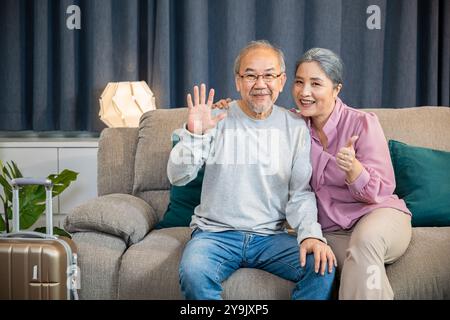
[10,178,54,236]
[0,231,57,240]
[11,178,53,188]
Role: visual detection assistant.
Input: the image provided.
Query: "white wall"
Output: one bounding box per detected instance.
[0,138,98,230]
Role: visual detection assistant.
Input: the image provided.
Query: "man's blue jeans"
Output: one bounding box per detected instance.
[179,229,335,300]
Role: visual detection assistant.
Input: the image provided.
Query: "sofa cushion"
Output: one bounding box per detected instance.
[389,140,450,227]
[156,135,204,228]
[72,232,127,300]
[137,190,170,221]
[133,109,188,194]
[65,194,158,246]
[118,227,190,299]
[386,227,450,299]
[118,227,450,300]
[118,227,295,299]
[97,128,139,196]
[365,107,450,152]
[156,166,204,228]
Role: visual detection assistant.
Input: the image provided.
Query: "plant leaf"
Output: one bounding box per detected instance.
[0,194,8,230]
[10,161,23,178]
[6,163,16,179]
[0,174,12,195]
[0,214,5,231]
[0,161,77,231]
[0,160,7,179]
[0,161,20,214]
[49,170,79,196]
[18,185,46,229]
[2,162,12,180]
[18,170,78,230]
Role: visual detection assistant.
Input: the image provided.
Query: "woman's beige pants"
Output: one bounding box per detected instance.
[324,208,412,300]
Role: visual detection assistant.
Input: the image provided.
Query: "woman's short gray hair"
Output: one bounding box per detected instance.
[234,40,286,75]
[296,48,343,87]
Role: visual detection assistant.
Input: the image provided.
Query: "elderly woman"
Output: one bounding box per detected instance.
[291,48,412,299]
[214,47,413,299]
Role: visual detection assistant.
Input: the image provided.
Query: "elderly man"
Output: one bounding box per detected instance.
[167,40,336,300]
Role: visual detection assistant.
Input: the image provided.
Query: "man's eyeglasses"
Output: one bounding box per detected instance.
[237,73,284,83]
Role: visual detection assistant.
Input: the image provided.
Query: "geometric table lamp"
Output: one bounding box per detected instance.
[99,81,156,127]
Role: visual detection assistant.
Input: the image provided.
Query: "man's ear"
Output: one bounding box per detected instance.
[279,72,287,92]
[235,76,241,92]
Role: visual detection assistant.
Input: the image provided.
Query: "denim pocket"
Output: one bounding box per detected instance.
[191,227,202,238]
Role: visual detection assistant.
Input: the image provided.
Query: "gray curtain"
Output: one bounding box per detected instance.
[0,0,449,132]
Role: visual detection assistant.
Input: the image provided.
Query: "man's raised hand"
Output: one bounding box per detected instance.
[187,84,227,135]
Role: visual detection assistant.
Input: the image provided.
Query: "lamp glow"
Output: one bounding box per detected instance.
[99,81,156,127]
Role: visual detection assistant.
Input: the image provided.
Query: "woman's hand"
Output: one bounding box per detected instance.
[300,238,337,275]
[212,98,232,109]
[336,135,364,183]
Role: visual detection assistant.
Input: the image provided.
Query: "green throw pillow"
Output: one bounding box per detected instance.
[156,137,204,229]
[389,140,450,227]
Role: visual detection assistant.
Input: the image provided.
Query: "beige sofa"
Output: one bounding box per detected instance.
[64,106,450,300]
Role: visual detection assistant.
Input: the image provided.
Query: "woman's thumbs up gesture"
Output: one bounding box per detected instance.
[336,136,363,183]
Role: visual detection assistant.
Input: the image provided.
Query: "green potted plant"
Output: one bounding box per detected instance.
[0,160,78,237]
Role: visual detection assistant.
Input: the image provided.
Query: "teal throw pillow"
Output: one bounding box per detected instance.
[156,137,204,229]
[389,140,450,227]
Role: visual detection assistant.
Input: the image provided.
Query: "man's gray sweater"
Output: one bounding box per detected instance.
[167,101,325,244]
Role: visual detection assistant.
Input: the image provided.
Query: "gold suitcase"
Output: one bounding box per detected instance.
[0,178,79,300]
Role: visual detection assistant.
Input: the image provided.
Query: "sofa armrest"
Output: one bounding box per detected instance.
[64,193,158,246]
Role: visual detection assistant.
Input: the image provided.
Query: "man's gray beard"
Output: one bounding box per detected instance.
[248,101,273,115]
